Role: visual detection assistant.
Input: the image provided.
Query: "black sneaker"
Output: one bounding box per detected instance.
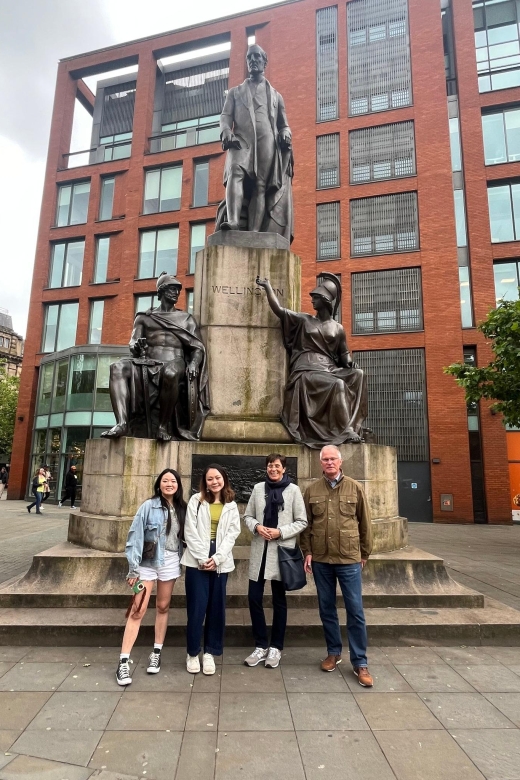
[147,650,161,674]
[116,658,132,686]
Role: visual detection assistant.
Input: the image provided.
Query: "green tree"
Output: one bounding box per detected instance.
[0,360,20,458]
[444,297,520,426]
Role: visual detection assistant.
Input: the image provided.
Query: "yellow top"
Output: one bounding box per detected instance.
[209,502,223,540]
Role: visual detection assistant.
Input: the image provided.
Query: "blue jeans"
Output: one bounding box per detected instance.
[312,561,368,668]
[185,540,228,657]
[27,489,43,513]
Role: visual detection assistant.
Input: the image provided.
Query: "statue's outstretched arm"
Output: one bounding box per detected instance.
[256,276,283,319]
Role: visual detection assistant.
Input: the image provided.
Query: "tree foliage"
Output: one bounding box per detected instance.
[0,360,20,457]
[444,297,520,427]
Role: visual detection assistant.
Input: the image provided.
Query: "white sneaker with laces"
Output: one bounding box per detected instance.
[244,647,268,667]
[186,654,200,674]
[202,653,216,675]
[265,647,282,669]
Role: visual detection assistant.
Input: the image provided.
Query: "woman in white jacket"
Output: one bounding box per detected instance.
[181,463,241,675]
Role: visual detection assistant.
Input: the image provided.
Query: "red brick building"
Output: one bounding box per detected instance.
[8,0,516,523]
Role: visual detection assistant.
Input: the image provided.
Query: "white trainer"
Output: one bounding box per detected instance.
[265,647,282,669]
[202,653,216,675]
[244,647,268,667]
[186,654,200,674]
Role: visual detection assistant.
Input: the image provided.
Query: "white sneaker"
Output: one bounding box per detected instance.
[58,502,62,507]
[265,647,282,669]
[71,505,77,509]
[244,647,268,667]
[186,654,200,674]
[202,653,216,675]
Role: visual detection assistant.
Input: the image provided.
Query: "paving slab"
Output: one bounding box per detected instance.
[341,663,412,692]
[89,731,182,780]
[434,646,499,665]
[220,664,284,693]
[0,692,51,730]
[0,754,92,780]
[107,691,190,731]
[487,648,520,665]
[215,731,305,780]
[395,663,475,692]
[296,730,397,780]
[129,664,194,692]
[192,668,222,692]
[484,692,520,726]
[0,732,18,752]
[23,646,131,664]
[0,662,74,691]
[176,732,217,780]
[281,664,349,692]
[420,692,517,728]
[376,730,486,780]
[27,691,121,731]
[0,650,28,664]
[454,664,520,692]
[185,693,219,731]
[0,665,14,680]
[218,692,293,731]
[58,663,119,692]
[10,728,102,766]
[288,691,369,731]
[450,729,520,780]
[354,692,444,730]
[380,646,448,665]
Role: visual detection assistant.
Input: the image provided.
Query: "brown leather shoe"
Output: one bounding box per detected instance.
[354,667,373,687]
[321,654,342,672]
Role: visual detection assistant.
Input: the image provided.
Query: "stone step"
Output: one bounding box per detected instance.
[0,600,519,646]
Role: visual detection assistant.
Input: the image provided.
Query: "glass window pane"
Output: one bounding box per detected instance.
[37,363,54,414]
[135,295,154,313]
[186,290,194,315]
[483,113,507,164]
[42,305,59,352]
[459,266,474,328]
[493,261,519,303]
[491,69,520,89]
[156,228,178,276]
[139,231,156,278]
[453,190,467,247]
[486,0,517,26]
[63,241,84,287]
[488,185,514,241]
[449,117,462,171]
[160,167,182,211]
[51,359,68,413]
[88,300,104,345]
[505,109,520,160]
[512,183,520,237]
[197,125,220,144]
[99,177,115,220]
[112,143,131,160]
[56,185,71,226]
[56,303,78,351]
[68,354,96,410]
[49,244,65,288]
[193,161,209,207]
[143,170,161,214]
[94,237,110,283]
[189,223,206,274]
[95,355,118,412]
[70,182,90,224]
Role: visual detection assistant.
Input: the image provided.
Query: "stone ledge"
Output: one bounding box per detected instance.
[207,230,290,250]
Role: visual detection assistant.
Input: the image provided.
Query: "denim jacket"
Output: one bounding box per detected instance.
[125,497,178,578]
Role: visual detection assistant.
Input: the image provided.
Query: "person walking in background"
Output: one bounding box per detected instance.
[59,465,78,508]
[182,464,241,675]
[243,453,307,669]
[116,468,186,687]
[41,465,52,503]
[301,444,374,687]
[0,467,8,500]
[27,468,47,514]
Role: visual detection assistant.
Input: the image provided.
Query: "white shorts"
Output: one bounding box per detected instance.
[138,550,181,582]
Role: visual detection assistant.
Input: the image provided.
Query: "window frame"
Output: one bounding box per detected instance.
[137,226,179,279]
[41,302,79,353]
[487,180,520,242]
[482,106,520,164]
[48,239,85,289]
[192,159,210,207]
[99,176,115,221]
[143,165,183,215]
[55,181,90,227]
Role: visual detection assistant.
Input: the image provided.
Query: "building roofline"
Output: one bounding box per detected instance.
[59,0,304,63]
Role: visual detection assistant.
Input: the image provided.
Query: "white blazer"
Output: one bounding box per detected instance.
[181,492,241,574]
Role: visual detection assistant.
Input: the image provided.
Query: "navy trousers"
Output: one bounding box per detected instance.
[185,540,228,656]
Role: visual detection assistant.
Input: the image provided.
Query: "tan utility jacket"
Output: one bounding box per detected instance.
[301,475,372,564]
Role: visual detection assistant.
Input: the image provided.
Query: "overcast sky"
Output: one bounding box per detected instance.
[0,0,281,337]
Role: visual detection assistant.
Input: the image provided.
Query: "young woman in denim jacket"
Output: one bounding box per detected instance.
[116,468,186,686]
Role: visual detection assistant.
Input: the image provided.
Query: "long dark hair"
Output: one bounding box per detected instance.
[152,468,186,540]
[199,463,235,504]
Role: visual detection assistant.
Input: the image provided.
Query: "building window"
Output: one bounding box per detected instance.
[135,294,159,312]
[449,117,462,172]
[101,132,132,161]
[138,227,179,278]
[352,267,423,334]
[143,166,182,214]
[99,177,115,220]
[42,303,79,353]
[487,181,520,242]
[494,259,520,302]
[482,107,520,164]
[193,161,209,207]
[186,289,194,315]
[459,266,474,328]
[454,190,468,247]
[350,191,419,256]
[189,223,207,273]
[49,240,85,288]
[98,81,136,160]
[316,6,339,122]
[347,0,412,116]
[88,300,105,345]
[317,202,340,259]
[56,182,90,226]
[349,121,416,183]
[474,0,520,92]
[317,134,340,188]
[93,237,110,284]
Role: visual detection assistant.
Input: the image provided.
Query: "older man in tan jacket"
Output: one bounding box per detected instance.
[301,445,373,686]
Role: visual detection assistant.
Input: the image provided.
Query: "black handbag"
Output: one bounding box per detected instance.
[277,545,307,591]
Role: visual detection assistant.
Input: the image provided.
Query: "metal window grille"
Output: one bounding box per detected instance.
[347,0,412,116]
[352,348,429,461]
[350,191,418,256]
[352,267,422,334]
[350,121,415,183]
[317,273,342,321]
[163,60,229,125]
[100,82,137,137]
[317,6,339,121]
[317,134,340,188]
[317,202,340,259]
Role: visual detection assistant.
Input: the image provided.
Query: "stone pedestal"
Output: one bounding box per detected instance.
[194,243,300,443]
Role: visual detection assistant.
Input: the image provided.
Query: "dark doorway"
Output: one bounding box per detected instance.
[398,462,433,522]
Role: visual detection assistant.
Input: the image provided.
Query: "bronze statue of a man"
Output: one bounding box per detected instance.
[216,44,294,241]
[256,273,368,448]
[102,273,209,442]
